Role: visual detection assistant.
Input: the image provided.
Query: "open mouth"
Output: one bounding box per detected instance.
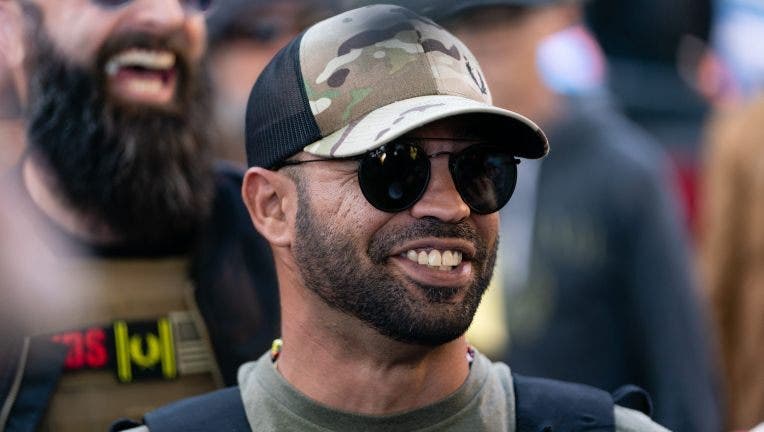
[104,48,178,105]
[388,241,475,291]
[403,248,464,272]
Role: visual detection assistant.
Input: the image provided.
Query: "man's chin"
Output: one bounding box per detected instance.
[381,320,469,347]
[369,285,478,346]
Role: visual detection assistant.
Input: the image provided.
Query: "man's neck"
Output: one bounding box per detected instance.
[275,275,471,415]
[22,155,119,244]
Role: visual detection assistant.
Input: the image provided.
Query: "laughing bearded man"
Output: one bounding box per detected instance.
[0,0,280,430]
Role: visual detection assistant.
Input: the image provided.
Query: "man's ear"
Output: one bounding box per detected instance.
[242,167,296,248]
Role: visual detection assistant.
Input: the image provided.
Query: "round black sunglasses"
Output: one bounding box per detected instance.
[92,0,214,12]
[275,139,520,215]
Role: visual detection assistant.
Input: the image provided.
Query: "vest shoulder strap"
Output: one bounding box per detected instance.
[142,386,249,432]
[512,372,615,432]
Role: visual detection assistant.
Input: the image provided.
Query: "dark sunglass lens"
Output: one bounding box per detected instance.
[92,0,132,7]
[185,0,214,11]
[451,146,518,214]
[358,142,430,212]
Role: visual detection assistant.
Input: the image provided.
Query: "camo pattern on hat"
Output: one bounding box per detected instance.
[245,4,548,168]
[349,0,579,21]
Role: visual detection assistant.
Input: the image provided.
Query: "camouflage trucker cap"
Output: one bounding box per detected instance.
[245,4,549,168]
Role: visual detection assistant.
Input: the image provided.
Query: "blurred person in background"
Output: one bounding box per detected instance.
[702,92,764,432]
[586,0,714,234]
[700,2,764,428]
[0,0,280,429]
[403,0,720,430]
[0,0,26,170]
[205,0,338,163]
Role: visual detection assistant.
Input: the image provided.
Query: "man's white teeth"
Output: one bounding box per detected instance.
[428,250,441,266]
[126,77,164,94]
[105,49,176,76]
[407,250,419,262]
[405,249,463,271]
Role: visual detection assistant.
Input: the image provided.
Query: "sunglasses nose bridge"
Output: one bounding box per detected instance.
[121,0,187,30]
[408,157,471,222]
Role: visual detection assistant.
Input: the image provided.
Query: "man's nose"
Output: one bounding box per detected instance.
[409,157,471,223]
[127,0,186,33]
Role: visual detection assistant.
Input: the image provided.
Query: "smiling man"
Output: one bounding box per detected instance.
[114,5,668,431]
[0,0,280,430]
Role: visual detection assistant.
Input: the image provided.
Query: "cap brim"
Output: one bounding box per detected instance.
[304,95,549,159]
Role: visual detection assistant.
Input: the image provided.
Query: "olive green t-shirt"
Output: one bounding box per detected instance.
[236,352,669,432]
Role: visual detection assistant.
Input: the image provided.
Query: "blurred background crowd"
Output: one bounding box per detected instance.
[1,0,763,430]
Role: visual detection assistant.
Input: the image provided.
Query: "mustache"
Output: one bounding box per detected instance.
[96,30,193,72]
[94,30,198,111]
[367,217,486,264]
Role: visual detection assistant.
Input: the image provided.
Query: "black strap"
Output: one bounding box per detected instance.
[612,385,653,417]
[513,372,615,432]
[5,339,69,432]
[140,387,249,432]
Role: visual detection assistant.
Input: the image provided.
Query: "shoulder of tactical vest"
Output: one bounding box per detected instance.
[145,386,249,432]
[513,372,615,431]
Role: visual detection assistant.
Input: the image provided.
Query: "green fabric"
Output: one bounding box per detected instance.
[238,351,514,431]
[237,351,669,431]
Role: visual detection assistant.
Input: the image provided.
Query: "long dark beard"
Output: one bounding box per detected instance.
[23,7,214,250]
[293,180,498,346]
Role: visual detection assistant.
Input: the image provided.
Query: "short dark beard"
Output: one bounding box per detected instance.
[23,4,214,249]
[292,178,497,346]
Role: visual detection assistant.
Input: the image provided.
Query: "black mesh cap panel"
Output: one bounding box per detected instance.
[245,32,321,168]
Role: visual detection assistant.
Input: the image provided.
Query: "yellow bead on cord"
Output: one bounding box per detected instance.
[270,339,284,362]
